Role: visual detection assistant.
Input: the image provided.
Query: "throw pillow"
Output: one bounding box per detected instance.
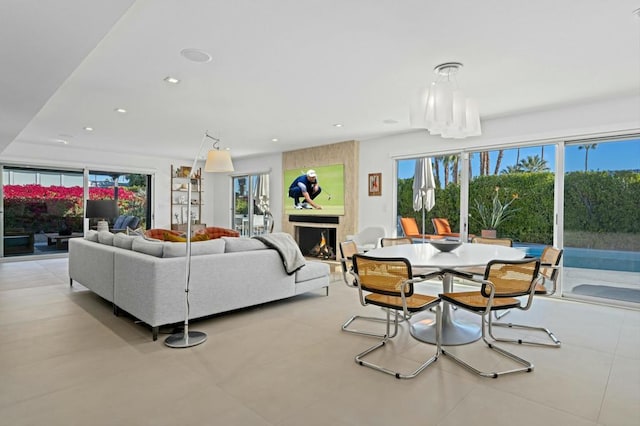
[126,226,145,236]
[163,232,187,242]
[191,233,210,242]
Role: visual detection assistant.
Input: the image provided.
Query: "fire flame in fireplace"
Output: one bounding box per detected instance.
[310,231,335,260]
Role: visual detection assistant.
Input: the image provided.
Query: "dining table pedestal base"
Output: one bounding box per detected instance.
[410,306,481,346]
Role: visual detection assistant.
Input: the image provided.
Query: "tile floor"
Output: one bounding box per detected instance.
[0,258,638,426]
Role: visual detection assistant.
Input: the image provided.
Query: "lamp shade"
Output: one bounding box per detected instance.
[85,199,119,219]
[204,149,234,173]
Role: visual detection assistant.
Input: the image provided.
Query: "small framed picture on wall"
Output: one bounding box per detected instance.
[368,173,382,196]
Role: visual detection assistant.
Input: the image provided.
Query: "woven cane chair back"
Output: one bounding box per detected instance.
[352,255,414,298]
[471,237,513,247]
[380,237,413,247]
[539,246,563,281]
[481,259,541,298]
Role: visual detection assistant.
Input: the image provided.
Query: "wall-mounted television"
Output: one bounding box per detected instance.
[283,164,345,216]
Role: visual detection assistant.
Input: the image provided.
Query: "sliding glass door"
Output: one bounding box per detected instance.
[562,137,640,305]
[468,145,556,248]
[88,171,151,230]
[2,166,84,257]
[232,173,271,237]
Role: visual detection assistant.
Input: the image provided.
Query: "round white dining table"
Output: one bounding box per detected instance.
[365,242,525,345]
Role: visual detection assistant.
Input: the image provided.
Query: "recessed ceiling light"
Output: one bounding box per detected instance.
[114,108,127,114]
[180,48,212,63]
[164,76,180,84]
[53,139,69,145]
[333,123,343,127]
[83,126,94,132]
[271,138,279,142]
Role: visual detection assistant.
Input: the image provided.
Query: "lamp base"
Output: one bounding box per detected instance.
[96,220,109,232]
[164,331,207,348]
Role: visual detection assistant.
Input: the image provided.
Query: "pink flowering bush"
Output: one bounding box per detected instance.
[3,185,145,232]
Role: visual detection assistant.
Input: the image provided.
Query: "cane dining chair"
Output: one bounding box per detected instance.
[492,246,563,347]
[380,237,413,247]
[351,254,441,379]
[439,258,541,378]
[338,241,388,338]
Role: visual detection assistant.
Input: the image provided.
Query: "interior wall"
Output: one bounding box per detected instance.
[357,94,640,237]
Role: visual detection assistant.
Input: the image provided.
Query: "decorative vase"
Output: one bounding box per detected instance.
[481,229,497,238]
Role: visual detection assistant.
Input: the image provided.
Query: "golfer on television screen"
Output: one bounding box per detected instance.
[288,169,322,210]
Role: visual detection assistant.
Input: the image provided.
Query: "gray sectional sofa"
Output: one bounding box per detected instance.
[68,232,330,340]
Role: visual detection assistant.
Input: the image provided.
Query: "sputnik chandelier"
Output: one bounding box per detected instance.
[410,62,482,139]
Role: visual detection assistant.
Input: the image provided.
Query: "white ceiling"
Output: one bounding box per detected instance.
[2,0,639,162]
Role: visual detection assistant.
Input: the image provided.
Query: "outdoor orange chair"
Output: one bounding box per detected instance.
[431,218,475,239]
[399,217,443,240]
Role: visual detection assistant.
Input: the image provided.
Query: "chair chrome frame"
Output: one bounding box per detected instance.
[351,255,442,379]
[491,247,563,347]
[440,259,541,378]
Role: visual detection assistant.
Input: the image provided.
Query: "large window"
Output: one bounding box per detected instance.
[394,137,640,307]
[2,166,151,258]
[468,144,556,245]
[396,154,462,236]
[88,171,151,230]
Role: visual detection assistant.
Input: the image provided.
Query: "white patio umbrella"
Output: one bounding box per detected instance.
[253,173,271,233]
[253,173,270,214]
[412,157,436,242]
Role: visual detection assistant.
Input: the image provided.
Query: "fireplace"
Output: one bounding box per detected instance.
[295,226,337,260]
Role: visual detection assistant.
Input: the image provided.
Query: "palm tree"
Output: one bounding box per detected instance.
[494,150,504,175]
[501,164,523,174]
[578,143,597,171]
[479,151,490,176]
[433,157,442,187]
[451,155,459,184]
[441,155,454,186]
[517,155,549,172]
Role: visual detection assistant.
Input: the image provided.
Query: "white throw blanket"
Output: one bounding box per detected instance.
[253,232,306,275]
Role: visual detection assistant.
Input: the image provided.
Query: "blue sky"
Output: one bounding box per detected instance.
[398,138,640,179]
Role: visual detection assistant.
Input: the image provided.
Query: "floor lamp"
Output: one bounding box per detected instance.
[165,132,234,348]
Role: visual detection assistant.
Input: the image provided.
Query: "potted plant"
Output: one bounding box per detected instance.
[471,186,520,238]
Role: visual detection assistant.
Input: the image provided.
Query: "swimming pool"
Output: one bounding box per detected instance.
[513,243,640,273]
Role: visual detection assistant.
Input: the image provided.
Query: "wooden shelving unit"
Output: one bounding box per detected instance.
[170,165,205,232]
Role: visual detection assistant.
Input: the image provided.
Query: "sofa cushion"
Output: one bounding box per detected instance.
[162,239,225,258]
[222,237,268,253]
[98,231,115,245]
[85,230,99,242]
[132,237,164,257]
[113,233,138,250]
[295,261,330,283]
